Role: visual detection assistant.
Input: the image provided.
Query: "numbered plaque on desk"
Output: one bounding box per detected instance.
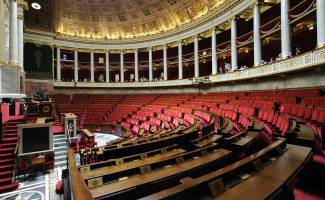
[87,177,103,189]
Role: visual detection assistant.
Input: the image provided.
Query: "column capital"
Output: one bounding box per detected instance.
[17,0,28,10]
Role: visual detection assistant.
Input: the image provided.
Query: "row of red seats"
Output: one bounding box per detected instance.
[132,114,148,122]
[150,118,162,127]
[172,107,192,114]
[183,114,196,126]
[164,109,183,118]
[157,114,172,122]
[126,118,140,125]
[120,121,132,129]
[141,121,151,132]
[194,110,211,124]
[137,110,155,117]
[209,108,237,122]
[302,97,325,106]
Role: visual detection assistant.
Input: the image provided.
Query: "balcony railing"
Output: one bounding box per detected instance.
[53,47,325,88]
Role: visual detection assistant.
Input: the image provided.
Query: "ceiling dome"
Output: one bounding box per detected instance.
[47,0,228,40]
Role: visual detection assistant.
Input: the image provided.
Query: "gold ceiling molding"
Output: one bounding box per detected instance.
[54,0,229,40]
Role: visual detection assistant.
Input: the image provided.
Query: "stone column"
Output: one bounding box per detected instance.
[254,3,262,66]
[17,0,27,69]
[194,35,199,78]
[231,17,238,70]
[105,51,109,82]
[317,0,325,47]
[148,47,153,81]
[281,0,291,58]
[74,49,78,81]
[134,49,139,82]
[163,45,168,80]
[90,51,94,82]
[120,51,124,82]
[56,47,61,81]
[9,0,18,65]
[211,28,217,74]
[178,41,183,79]
[0,0,4,64]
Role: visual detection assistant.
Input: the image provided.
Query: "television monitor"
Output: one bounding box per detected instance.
[18,122,53,155]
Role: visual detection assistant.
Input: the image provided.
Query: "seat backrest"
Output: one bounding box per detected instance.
[318,109,325,123]
[304,107,313,119]
[296,106,305,118]
[311,108,320,121]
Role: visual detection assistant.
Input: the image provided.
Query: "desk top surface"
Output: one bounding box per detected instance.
[63,113,77,118]
[82,148,186,179]
[90,148,232,198]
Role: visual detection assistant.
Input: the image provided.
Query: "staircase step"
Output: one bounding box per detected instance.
[54,142,67,147]
[0,148,15,153]
[3,133,17,138]
[2,137,18,142]
[54,137,66,142]
[0,181,18,193]
[0,158,15,164]
[5,126,17,130]
[0,177,12,185]
[0,153,14,159]
[0,170,14,177]
[4,129,18,133]
[0,164,14,170]
[55,155,67,162]
[0,143,17,148]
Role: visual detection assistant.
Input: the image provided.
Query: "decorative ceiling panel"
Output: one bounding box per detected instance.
[25,0,231,40]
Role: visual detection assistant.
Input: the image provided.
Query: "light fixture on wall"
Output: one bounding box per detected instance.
[31,2,41,10]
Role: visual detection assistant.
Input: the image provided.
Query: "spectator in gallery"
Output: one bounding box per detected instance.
[225,62,231,72]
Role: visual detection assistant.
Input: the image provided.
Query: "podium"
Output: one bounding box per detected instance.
[62,113,78,139]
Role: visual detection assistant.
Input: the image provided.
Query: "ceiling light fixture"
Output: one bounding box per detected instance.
[31,2,41,10]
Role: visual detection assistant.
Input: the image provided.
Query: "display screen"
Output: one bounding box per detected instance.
[22,127,50,153]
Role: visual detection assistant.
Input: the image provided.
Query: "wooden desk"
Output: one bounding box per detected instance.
[140,139,286,200]
[63,113,77,118]
[90,148,232,199]
[195,134,223,148]
[200,144,312,200]
[82,148,186,179]
[231,131,258,146]
[82,129,94,138]
[200,173,283,200]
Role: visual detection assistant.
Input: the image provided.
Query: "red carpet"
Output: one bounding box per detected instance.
[0,119,24,194]
[53,125,64,135]
[294,152,325,200]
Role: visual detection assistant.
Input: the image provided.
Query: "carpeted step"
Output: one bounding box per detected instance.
[0,177,12,185]
[3,133,17,138]
[0,153,14,159]
[4,129,18,133]
[3,133,17,137]
[0,148,16,153]
[0,164,14,170]
[0,181,18,193]
[0,170,14,178]
[0,143,17,148]
[2,137,18,142]
[5,126,17,130]
[0,158,15,164]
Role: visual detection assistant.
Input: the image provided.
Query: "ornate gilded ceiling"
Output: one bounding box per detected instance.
[25,0,230,40]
